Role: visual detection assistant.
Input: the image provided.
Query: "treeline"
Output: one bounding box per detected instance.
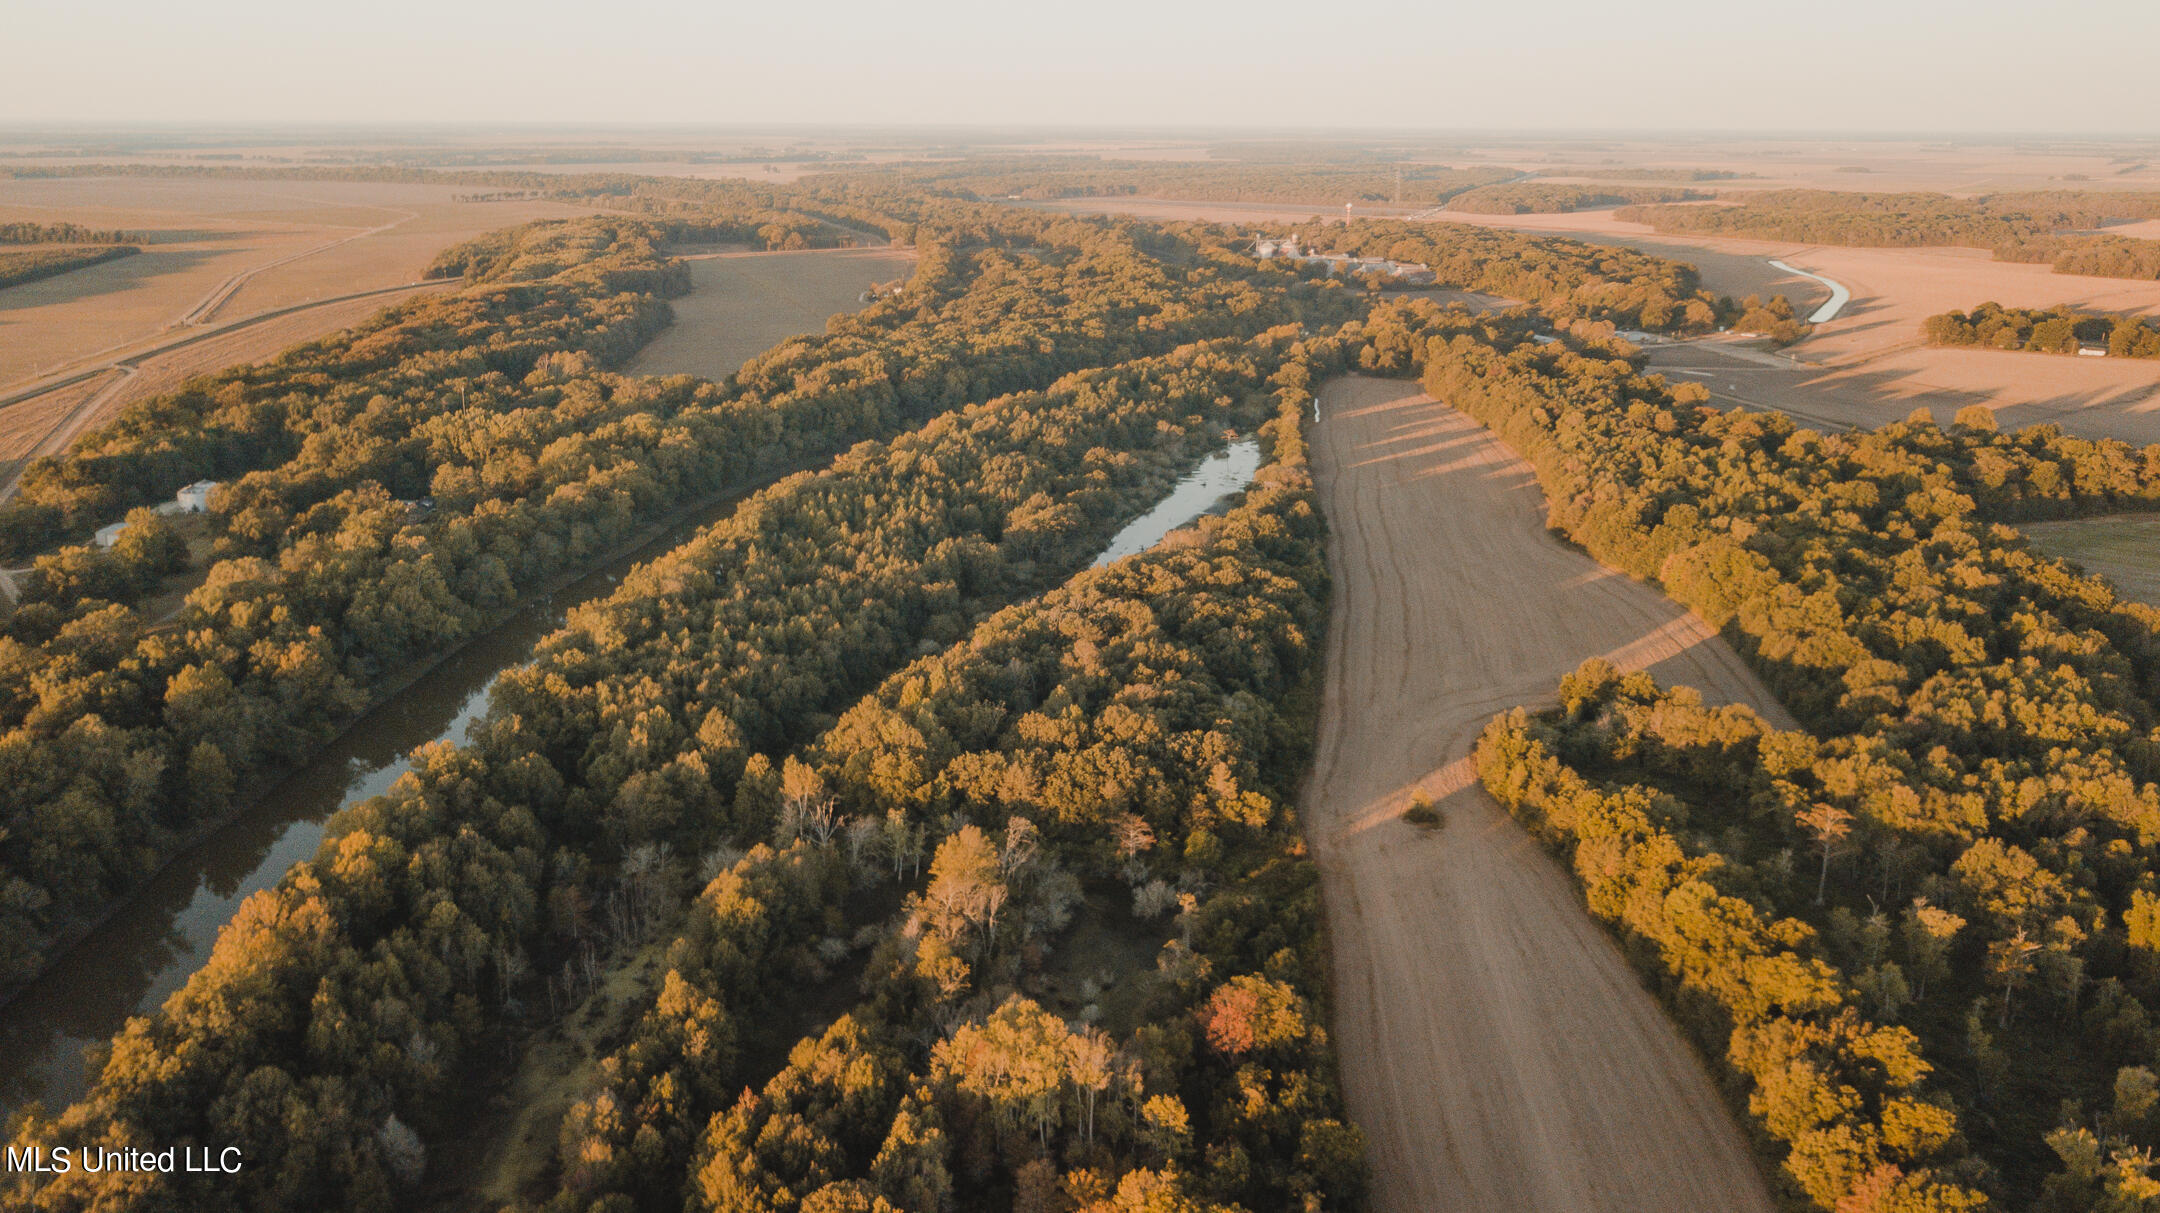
[1618,189,2160,280]
[1999,233,2160,281]
[1479,679,1982,1211]
[6,329,1327,1212]
[0,206,1335,995]
[1924,302,2160,359]
[1574,167,1753,183]
[1441,182,1711,214]
[1370,301,2160,1205]
[1269,218,1755,335]
[0,245,137,290]
[0,222,134,245]
[545,368,1359,1213]
[811,155,1519,208]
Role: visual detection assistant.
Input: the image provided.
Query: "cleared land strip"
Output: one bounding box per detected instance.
[1306,376,1794,1212]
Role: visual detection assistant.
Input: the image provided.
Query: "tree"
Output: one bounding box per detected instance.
[1066,1025,1121,1146]
[1199,976,1306,1057]
[1796,802,1853,904]
[1990,928,2042,1029]
[376,1113,425,1188]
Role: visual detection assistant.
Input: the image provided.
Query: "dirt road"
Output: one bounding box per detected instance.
[0,279,452,503]
[1305,376,1794,1212]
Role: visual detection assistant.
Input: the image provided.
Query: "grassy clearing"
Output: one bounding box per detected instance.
[626,247,918,382]
[2024,514,2160,606]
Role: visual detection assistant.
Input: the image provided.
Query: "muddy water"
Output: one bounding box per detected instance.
[0,490,752,1115]
[1091,439,1261,568]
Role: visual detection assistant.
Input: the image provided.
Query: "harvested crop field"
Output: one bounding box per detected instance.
[1305,375,1793,1213]
[0,176,586,387]
[0,176,587,487]
[625,246,917,381]
[2022,515,2160,607]
[1642,336,2160,443]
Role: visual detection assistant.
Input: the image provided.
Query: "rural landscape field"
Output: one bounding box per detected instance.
[8,5,2160,1212]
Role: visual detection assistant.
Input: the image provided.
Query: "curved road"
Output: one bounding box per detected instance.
[0,278,452,503]
[1306,376,1791,1212]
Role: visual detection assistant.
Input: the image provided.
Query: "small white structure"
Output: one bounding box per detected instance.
[2078,343,2109,358]
[94,521,128,549]
[1253,235,1431,282]
[176,480,219,513]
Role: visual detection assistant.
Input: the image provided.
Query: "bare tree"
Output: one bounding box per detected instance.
[1066,1025,1118,1145]
[1796,802,1853,904]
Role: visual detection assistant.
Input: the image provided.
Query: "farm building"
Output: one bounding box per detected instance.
[176,480,219,512]
[2078,342,2109,357]
[94,522,128,549]
[1251,236,1433,282]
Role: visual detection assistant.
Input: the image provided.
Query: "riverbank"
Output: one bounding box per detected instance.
[0,467,795,1112]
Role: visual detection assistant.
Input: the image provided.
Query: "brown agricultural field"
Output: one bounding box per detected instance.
[0,176,592,484]
[1411,208,2160,441]
[1632,240,2160,442]
[1305,375,1791,1213]
[625,245,918,382]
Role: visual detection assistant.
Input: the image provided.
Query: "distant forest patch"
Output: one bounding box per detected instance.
[0,221,136,245]
[1924,301,2160,358]
[815,156,1521,207]
[1442,182,1712,215]
[0,243,138,290]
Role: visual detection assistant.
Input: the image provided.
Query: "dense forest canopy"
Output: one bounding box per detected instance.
[7,327,1341,1211]
[0,193,1355,999]
[547,378,1354,1213]
[28,159,2160,1212]
[1441,182,1711,214]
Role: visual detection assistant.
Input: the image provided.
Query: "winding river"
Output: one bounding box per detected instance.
[1092,439,1262,567]
[0,436,1267,1115]
[1768,258,1853,324]
[0,490,754,1115]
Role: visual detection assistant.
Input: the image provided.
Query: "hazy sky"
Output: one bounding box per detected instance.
[7,0,2157,132]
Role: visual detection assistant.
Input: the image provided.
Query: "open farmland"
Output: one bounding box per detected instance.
[624,245,918,380]
[0,176,590,482]
[1304,376,1790,1212]
[1405,207,2160,440]
[0,176,583,381]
